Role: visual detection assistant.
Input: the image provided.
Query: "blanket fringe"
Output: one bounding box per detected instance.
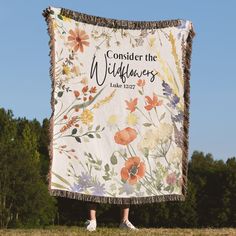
[59,7,182,29]
[43,6,195,205]
[42,8,56,194]
[50,189,185,205]
[181,24,195,197]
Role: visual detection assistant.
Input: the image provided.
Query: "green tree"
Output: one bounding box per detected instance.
[0,108,17,228]
[0,109,57,228]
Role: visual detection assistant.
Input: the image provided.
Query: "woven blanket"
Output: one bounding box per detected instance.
[43,7,194,204]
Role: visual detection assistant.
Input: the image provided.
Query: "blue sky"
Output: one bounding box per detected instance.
[1,0,235,160]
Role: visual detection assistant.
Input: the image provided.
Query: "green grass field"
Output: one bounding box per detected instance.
[0,227,236,236]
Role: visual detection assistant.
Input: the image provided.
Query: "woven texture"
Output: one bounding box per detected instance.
[43,6,194,204]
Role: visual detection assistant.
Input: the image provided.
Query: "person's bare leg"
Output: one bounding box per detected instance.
[120,205,130,222]
[120,205,137,230]
[86,203,97,231]
[89,203,97,221]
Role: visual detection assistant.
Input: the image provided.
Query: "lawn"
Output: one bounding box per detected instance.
[0,227,236,236]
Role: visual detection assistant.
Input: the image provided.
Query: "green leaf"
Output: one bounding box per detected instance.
[164,186,171,191]
[57,14,63,20]
[72,128,77,135]
[52,172,72,187]
[102,175,111,181]
[105,164,110,172]
[143,123,152,127]
[88,125,93,131]
[97,160,102,166]
[96,125,100,131]
[88,134,94,138]
[58,91,63,97]
[143,147,149,158]
[75,136,81,143]
[160,112,166,121]
[136,182,141,191]
[96,133,101,139]
[138,90,143,95]
[110,154,117,165]
[51,182,69,190]
[94,166,101,171]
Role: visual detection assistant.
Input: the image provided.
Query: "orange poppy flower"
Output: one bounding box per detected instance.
[125,98,138,113]
[144,93,163,111]
[137,79,145,87]
[114,127,137,145]
[121,156,145,185]
[68,29,89,53]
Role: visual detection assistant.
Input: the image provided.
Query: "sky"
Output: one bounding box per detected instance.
[1,0,235,161]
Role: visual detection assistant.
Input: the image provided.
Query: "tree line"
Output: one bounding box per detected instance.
[0,108,235,228]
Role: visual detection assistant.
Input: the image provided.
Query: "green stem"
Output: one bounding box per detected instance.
[136,107,155,126]
[129,144,137,156]
[54,98,77,122]
[154,107,160,122]
[139,179,157,195]
[146,155,152,178]
[127,145,133,157]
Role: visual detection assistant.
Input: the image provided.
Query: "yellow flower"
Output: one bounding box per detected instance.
[126,113,138,126]
[107,114,118,127]
[148,36,156,48]
[62,16,71,22]
[62,65,70,75]
[80,109,93,125]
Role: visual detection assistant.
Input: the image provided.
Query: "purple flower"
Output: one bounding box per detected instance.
[174,126,184,149]
[171,111,184,123]
[119,182,135,195]
[92,182,105,196]
[70,172,92,193]
[71,183,83,192]
[162,81,172,97]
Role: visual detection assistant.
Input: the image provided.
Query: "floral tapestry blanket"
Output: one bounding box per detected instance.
[43,7,194,204]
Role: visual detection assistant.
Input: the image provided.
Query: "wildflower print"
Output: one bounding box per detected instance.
[82,85,89,94]
[71,65,80,76]
[120,156,145,185]
[60,116,78,133]
[137,79,145,87]
[114,127,137,145]
[80,109,94,125]
[119,182,135,195]
[137,128,157,153]
[73,90,80,98]
[107,114,118,128]
[144,93,163,111]
[125,98,138,113]
[92,182,106,196]
[166,173,177,185]
[68,28,90,52]
[89,86,97,93]
[62,65,70,75]
[126,113,139,126]
[152,123,173,144]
